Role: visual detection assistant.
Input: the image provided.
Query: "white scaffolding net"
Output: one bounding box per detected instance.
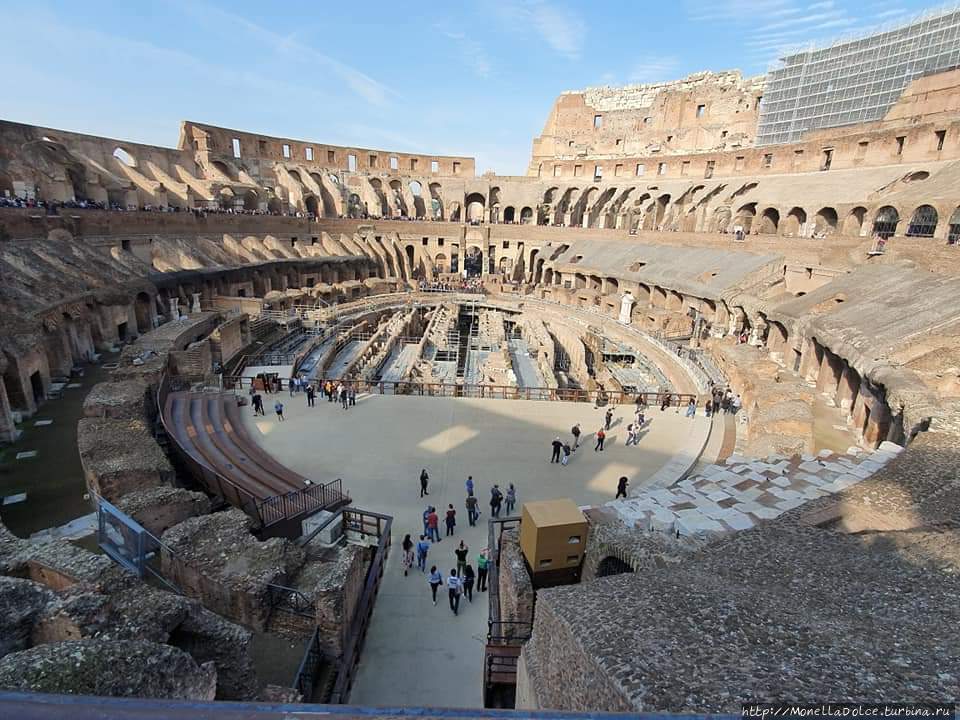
[756,5,960,145]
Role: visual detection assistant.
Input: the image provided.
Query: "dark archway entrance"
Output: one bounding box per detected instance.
[464,246,483,277]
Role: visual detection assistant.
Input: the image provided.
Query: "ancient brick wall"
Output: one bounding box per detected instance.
[314,543,367,658]
[516,593,635,713]
[497,531,534,634]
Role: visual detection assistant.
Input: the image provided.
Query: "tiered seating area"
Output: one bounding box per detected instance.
[162,391,346,527]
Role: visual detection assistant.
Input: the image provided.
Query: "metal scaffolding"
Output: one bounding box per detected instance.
[756,5,960,145]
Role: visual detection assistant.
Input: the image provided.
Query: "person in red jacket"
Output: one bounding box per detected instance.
[427,508,440,542]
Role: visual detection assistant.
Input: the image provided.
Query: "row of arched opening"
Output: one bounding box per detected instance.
[728,203,959,239]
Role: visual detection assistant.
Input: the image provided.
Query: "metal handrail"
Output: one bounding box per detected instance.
[328,509,392,704]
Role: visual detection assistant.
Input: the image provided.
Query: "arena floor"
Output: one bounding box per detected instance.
[243,391,710,707]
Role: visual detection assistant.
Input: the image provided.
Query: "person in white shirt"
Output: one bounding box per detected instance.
[446,569,462,615]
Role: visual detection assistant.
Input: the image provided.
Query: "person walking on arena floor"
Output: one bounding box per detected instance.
[605,407,614,431]
[551,436,563,463]
[445,504,457,536]
[490,485,503,518]
[594,427,605,451]
[428,566,442,605]
[685,398,696,418]
[401,534,414,576]
[476,550,488,592]
[455,540,469,576]
[562,442,571,465]
[505,483,517,515]
[306,384,315,408]
[252,393,264,416]
[274,400,284,422]
[462,564,475,603]
[348,384,356,406]
[427,507,441,542]
[616,476,629,499]
[416,535,430,572]
[420,468,430,497]
[465,475,474,496]
[571,422,581,451]
[447,569,462,615]
[466,493,479,526]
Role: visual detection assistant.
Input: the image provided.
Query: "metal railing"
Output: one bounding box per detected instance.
[308,377,697,406]
[292,627,325,702]
[328,508,392,704]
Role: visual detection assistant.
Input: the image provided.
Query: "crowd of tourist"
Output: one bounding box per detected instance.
[417,278,485,293]
[404,472,507,615]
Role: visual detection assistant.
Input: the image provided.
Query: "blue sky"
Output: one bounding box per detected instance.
[0,0,938,174]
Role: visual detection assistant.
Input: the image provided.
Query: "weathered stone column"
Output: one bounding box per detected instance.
[835,363,860,412]
[815,348,842,396]
[169,297,180,320]
[618,292,635,325]
[191,293,202,314]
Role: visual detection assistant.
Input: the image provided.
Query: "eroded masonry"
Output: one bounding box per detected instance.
[1,7,959,716]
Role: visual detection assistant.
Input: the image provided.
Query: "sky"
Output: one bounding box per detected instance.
[0,0,940,175]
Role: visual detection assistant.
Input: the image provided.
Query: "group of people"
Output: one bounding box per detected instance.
[417,278,485,294]
[248,375,359,418]
[551,404,652,463]
[706,386,741,416]
[403,473,512,615]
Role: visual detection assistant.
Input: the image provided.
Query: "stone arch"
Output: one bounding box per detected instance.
[465,192,485,222]
[218,187,236,210]
[503,206,516,223]
[429,183,444,220]
[242,190,259,211]
[906,204,938,237]
[409,181,425,218]
[368,178,390,217]
[571,187,598,227]
[555,187,580,225]
[734,203,757,233]
[520,206,534,224]
[211,160,236,182]
[758,207,780,234]
[843,206,866,236]
[389,179,408,217]
[814,207,838,235]
[304,195,319,217]
[872,206,899,239]
[112,147,136,168]
[464,246,483,277]
[783,207,807,236]
[267,196,283,214]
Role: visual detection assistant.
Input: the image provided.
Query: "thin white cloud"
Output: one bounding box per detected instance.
[628,56,680,84]
[437,27,492,78]
[494,0,584,60]
[178,1,394,106]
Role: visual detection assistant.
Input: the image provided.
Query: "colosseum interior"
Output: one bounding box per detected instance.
[1,6,959,719]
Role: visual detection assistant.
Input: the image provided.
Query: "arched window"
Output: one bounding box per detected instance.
[872,206,899,239]
[113,147,136,167]
[906,205,938,238]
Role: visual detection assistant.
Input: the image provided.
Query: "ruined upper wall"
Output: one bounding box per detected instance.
[529,71,765,172]
[180,121,475,178]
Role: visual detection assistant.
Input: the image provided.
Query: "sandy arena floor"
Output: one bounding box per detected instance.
[244,391,708,708]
